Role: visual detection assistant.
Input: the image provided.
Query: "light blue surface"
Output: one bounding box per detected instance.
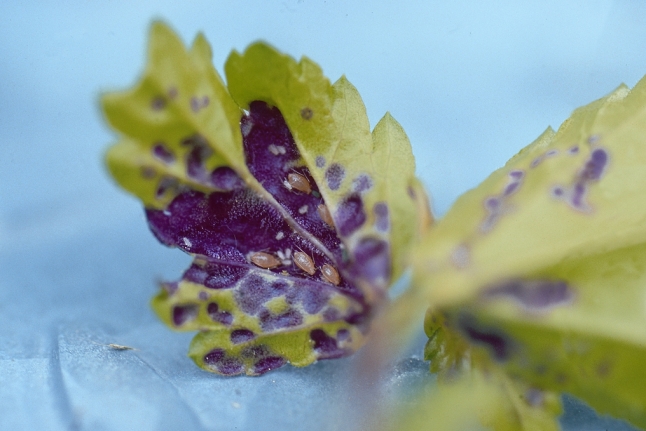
[1,1,646,429]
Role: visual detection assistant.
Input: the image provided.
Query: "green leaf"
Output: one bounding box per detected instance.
[413,76,646,426]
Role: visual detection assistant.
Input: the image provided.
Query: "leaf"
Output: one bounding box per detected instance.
[413,76,646,426]
[103,22,430,375]
[226,45,429,287]
[379,361,561,431]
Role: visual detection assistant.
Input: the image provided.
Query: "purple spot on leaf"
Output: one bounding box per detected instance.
[352,237,390,286]
[259,308,303,331]
[235,274,287,315]
[207,302,233,325]
[287,280,330,314]
[323,308,340,322]
[572,182,585,207]
[504,181,520,196]
[525,388,545,407]
[335,193,366,236]
[162,281,178,295]
[182,135,212,182]
[190,97,200,113]
[316,156,326,168]
[568,145,579,155]
[580,148,608,181]
[218,359,245,376]
[336,329,350,342]
[141,166,156,179]
[485,197,500,210]
[310,328,345,359]
[230,329,256,344]
[352,174,373,193]
[152,143,175,163]
[325,163,345,191]
[155,176,179,199]
[254,356,286,374]
[172,305,198,326]
[184,261,248,290]
[531,157,542,168]
[509,170,524,180]
[210,166,244,191]
[373,202,389,232]
[204,349,244,376]
[203,348,225,364]
[458,315,511,361]
[151,96,165,110]
[483,279,574,311]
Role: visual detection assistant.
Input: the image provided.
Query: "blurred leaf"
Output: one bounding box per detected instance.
[381,362,561,431]
[413,76,646,427]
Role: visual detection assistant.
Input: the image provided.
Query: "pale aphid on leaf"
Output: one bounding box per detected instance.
[102,22,431,376]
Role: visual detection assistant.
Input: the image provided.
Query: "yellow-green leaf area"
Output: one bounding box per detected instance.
[380,365,561,431]
[188,321,364,376]
[453,239,646,429]
[150,268,360,335]
[103,22,247,208]
[413,80,646,309]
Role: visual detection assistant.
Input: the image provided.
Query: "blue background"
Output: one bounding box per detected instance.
[1,1,645,429]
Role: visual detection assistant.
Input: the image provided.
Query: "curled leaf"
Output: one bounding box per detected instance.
[414,77,646,427]
[103,22,430,375]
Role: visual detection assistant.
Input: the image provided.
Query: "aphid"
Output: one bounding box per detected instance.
[250,252,281,269]
[320,264,340,285]
[287,172,311,194]
[293,251,316,275]
[317,204,334,227]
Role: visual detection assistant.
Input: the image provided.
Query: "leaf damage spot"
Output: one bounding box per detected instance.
[482,279,574,312]
[300,107,313,120]
[457,314,513,361]
[551,146,609,212]
[325,163,345,191]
